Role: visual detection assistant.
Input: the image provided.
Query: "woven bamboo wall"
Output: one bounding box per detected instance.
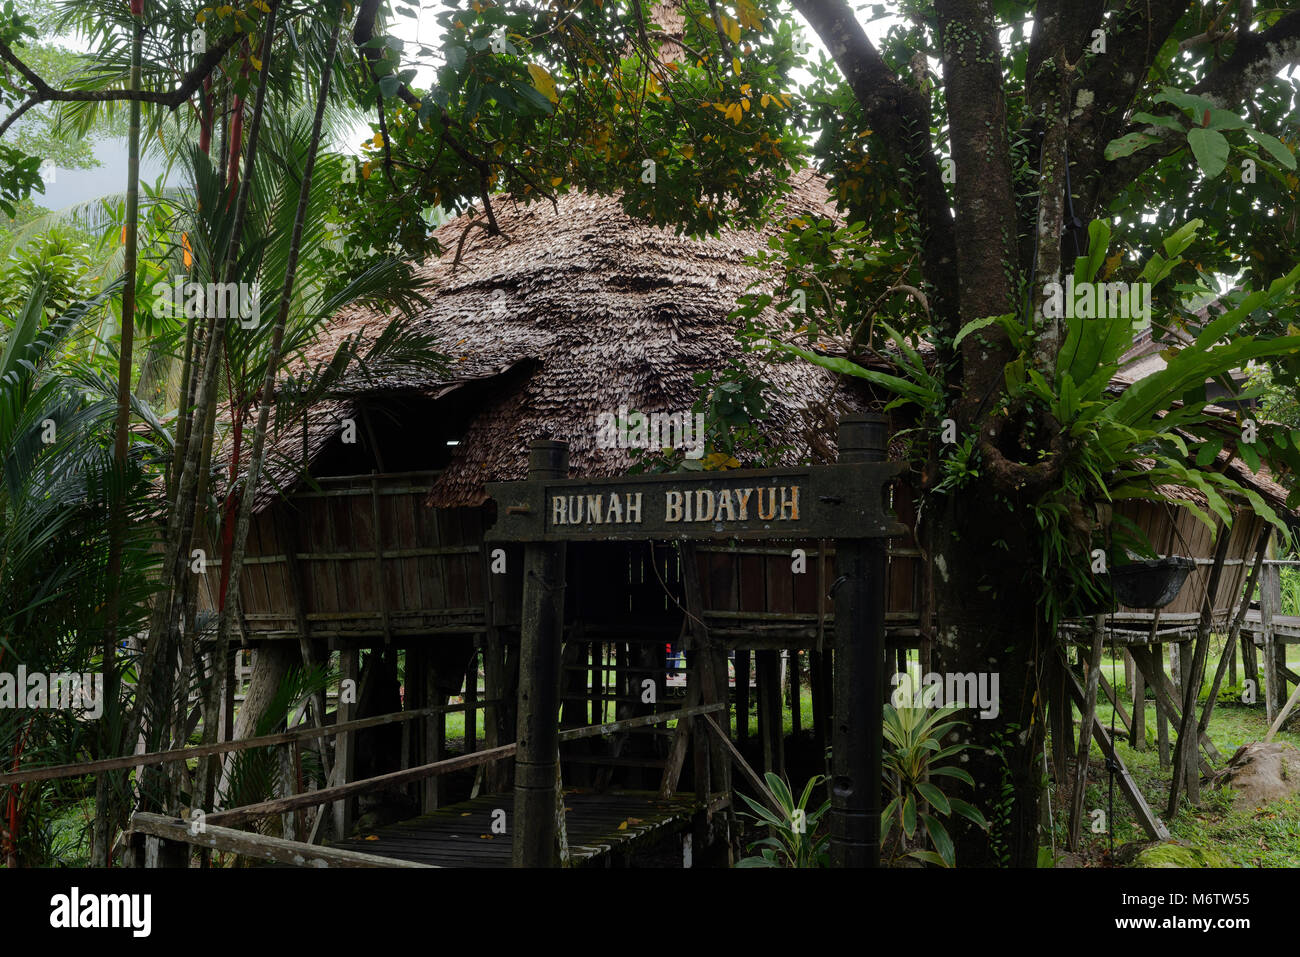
[235,471,492,640]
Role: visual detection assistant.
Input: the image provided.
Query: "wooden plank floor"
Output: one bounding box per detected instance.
[330,789,700,867]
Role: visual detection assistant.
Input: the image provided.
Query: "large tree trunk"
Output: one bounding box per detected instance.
[928,494,1049,867]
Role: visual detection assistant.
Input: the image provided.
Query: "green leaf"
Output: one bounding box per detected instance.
[916,782,951,815]
[920,813,955,867]
[1238,440,1261,473]
[948,798,990,829]
[1245,129,1297,170]
[902,794,916,838]
[1194,437,1224,467]
[1081,218,1110,283]
[906,849,949,867]
[1132,110,1186,134]
[1187,127,1229,178]
[1202,107,1246,131]
[1104,131,1159,160]
[954,313,1011,349]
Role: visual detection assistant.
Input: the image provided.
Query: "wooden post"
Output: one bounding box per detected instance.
[1154,643,1170,767]
[1129,652,1146,751]
[513,440,569,868]
[1068,616,1105,849]
[423,652,447,811]
[829,414,888,868]
[808,649,825,756]
[1262,559,1281,724]
[333,648,358,839]
[466,648,479,754]
[757,650,783,775]
[1201,526,1271,737]
[1048,654,1070,786]
[789,650,801,739]
[735,649,751,745]
[1168,520,1231,814]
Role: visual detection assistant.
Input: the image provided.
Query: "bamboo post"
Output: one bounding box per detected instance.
[512,440,569,868]
[828,413,888,868]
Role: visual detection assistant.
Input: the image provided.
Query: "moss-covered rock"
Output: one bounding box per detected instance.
[1132,842,1231,868]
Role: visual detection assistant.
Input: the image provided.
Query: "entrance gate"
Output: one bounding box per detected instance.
[484,414,905,867]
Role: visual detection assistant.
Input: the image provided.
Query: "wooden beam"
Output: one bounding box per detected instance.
[1169,520,1232,814]
[700,714,781,816]
[1201,526,1270,737]
[1097,670,1132,736]
[203,704,726,828]
[1063,672,1170,842]
[1129,645,1216,774]
[0,700,489,787]
[129,813,434,868]
[1068,616,1106,849]
[1128,652,1146,751]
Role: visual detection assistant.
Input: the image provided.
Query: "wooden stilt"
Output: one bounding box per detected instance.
[756,650,781,775]
[1129,653,1146,751]
[1153,644,1170,767]
[1168,521,1231,814]
[1063,668,1169,842]
[1068,616,1105,850]
[1049,654,1070,788]
[512,440,569,868]
[808,649,825,757]
[735,649,750,745]
[789,650,801,739]
[1262,559,1282,723]
[333,648,358,840]
[1129,645,1218,772]
[1202,526,1271,737]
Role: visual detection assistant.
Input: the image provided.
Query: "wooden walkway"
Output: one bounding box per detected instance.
[1242,610,1300,642]
[330,790,702,867]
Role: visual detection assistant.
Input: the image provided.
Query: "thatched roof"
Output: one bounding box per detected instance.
[255,171,866,510]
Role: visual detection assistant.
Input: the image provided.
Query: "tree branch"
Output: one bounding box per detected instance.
[0,29,242,126]
[792,0,959,337]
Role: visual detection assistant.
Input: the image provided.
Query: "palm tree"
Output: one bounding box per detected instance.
[0,281,163,866]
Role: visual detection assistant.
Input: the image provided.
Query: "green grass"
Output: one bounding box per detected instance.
[1047,642,1300,867]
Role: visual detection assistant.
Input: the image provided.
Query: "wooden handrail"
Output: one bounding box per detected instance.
[128,812,435,868]
[0,700,499,787]
[204,703,728,827]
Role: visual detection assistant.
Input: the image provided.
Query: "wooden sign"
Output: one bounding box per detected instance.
[484,463,907,543]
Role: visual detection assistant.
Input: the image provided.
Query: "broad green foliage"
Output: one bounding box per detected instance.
[748,216,1300,624]
[881,704,988,868]
[735,771,830,867]
[0,282,161,865]
[628,359,788,473]
[1104,86,1296,183]
[337,0,806,256]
